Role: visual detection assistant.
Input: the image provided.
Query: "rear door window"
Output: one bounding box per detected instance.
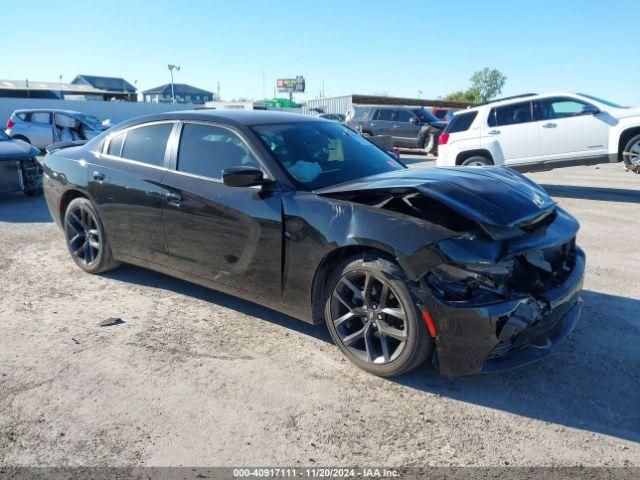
[488,101,532,127]
[121,123,173,167]
[376,109,395,121]
[444,111,478,133]
[107,132,125,157]
[396,110,413,122]
[29,112,51,124]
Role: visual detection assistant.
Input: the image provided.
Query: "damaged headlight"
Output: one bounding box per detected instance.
[426,261,514,303]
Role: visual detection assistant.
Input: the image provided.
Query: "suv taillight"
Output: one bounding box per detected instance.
[6,118,14,129]
[438,133,450,145]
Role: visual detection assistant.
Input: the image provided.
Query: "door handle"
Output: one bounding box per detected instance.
[92,171,105,181]
[488,129,501,135]
[165,192,183,206]
[370,123,377,126]
[542,122,557,128]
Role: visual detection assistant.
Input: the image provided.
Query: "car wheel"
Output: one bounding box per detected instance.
[323,254,433,377]
[63,197,120,274]
[461,156,492,167]
[422,134,434,153]
[622,134,640,173]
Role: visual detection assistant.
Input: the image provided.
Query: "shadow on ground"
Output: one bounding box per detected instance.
[0,192,52,223]
[541,184,640,203]
[103,263,640,444]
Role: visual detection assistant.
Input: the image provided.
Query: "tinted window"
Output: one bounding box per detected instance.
[107,132,125,157]
[30,112,50,124]
[396,110,413,122]
[253,122,404,190]
[488,101,532,127]
[444,111,478,133]
[376,109,394,121]
[178,123,261,179]
[121,123,173,166]
[534,98,592,121]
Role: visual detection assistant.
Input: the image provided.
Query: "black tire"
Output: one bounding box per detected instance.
[622,134,640,173]
[24,188,43,197]
[461,155,492,167]
[63,197,120,274]
[323,254,433,377]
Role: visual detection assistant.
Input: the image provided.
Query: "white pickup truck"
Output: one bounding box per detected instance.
[437,93,640,173]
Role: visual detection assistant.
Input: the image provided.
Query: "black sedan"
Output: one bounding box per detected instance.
[43,110,584,376]
[0,129,42,196]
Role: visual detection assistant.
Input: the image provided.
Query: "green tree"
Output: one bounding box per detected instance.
[468,67,506,103]
[442,67,506,104]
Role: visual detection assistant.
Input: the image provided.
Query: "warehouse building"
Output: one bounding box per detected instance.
[0,79,116,100]
[301,94,470,116]
[142,83,214,104]
[72,75,137,101]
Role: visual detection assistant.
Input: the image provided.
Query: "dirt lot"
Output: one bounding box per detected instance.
[1,160,639,467]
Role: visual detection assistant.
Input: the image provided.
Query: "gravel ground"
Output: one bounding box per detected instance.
[0,160,639,467]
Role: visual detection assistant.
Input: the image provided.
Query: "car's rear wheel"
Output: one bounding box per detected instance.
[622,134,640,173]
[324,254,433,377]
[63,197,120,274]
[461,155,492,166]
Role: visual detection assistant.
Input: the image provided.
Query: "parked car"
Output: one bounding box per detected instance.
[438,93,640,173]
[6,109,110,152]
[0,130,43,196]
[346,105,446,154]
[318,113,346,123]
[43,110,584,377]
[431,108,451,121]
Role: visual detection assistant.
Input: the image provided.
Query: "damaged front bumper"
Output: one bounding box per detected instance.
[418,247,585,377]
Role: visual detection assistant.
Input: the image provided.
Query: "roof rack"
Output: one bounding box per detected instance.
[474,93,538,107]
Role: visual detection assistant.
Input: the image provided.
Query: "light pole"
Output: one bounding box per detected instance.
[167,64,180,103]
[417,89,423,99]
[59,74,63,100]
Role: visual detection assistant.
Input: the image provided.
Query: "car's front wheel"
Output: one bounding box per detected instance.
[622,134,640,173]
[63,197,120,274]
[324,254,433,377]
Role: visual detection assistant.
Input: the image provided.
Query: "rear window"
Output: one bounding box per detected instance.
[121,123,173,167]
[444,111,478,133]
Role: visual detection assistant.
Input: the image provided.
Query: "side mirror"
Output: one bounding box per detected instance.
[222,166,265,187]
[409,116,418,124]
[582,104,600,115]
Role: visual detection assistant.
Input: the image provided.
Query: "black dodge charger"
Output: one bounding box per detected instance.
[43,110,584,376]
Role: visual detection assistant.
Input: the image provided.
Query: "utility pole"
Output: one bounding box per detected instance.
[417,89,423,99]
[58,74,63,100]
[167,64,180,103]
[217,81,220,101]
[25,79,30,98]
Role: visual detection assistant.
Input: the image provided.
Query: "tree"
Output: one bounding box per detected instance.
[468,67,506,103]
[442,67,506,104]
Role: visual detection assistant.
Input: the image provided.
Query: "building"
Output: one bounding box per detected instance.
[302,94,471,116]
[72,75,137,101]
[0,79,114,100]
[142,83,214,105]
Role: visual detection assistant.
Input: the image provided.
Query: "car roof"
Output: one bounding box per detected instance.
[463,92,585,112]
[113,109,326,130]
[14,108,85,115]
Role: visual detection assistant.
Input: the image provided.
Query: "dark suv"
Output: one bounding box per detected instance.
[347,106,447,153]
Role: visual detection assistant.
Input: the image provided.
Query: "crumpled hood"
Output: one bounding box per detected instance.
[315,166,556,228]
[0,139,40,160]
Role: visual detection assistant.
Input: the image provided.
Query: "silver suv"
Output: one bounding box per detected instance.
[5,109,109,151]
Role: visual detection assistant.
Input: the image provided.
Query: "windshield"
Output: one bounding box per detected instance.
[76,113,104,129]
[252,122,405,190]
[577,93,629,109]
[413,108,440,123]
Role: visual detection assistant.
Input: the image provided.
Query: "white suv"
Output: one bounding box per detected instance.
[437,93,640,173]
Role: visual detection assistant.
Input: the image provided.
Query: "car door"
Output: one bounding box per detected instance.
[392,109,421,147]
[161,122,283,301]
[370,109,395,137]
[484,101,541,165]
[534,96,609,162]
[88,121,175,266]
[26,111,54,148]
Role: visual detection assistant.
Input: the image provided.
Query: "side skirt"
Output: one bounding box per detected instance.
[114,253,315,324]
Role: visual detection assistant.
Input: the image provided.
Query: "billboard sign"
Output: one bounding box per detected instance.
[277,76,305,93]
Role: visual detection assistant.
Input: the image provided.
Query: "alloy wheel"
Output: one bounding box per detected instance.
[65,204,101,266]
[623,140,640,169]
[329,270,408,364]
